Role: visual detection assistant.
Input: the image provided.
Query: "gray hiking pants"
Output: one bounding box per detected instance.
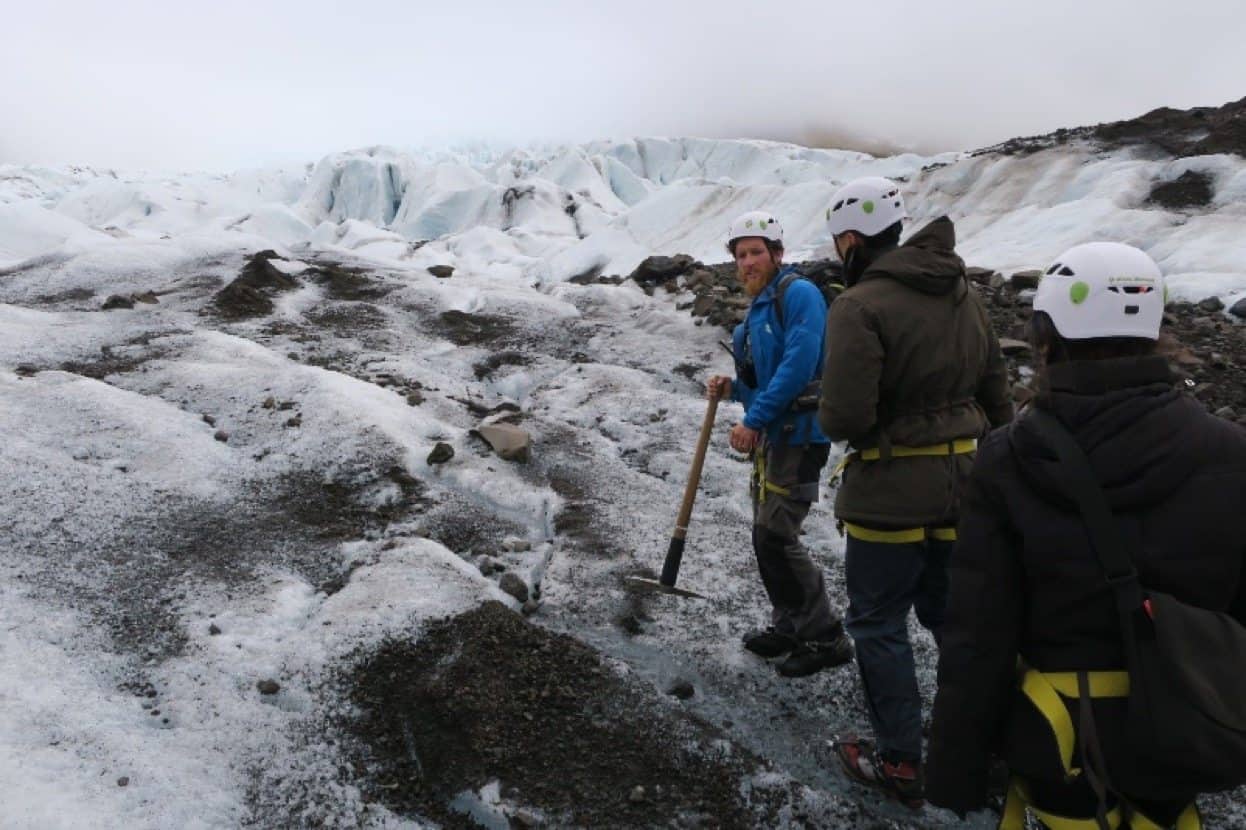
[750,440,842,642]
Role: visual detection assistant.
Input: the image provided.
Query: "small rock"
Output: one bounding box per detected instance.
[285,416,302,428]
[256,679,280,695]
[428,265,455,279]
[998,338,1032,356]
[262,396,276,409]
[477,556,505,576]
[15,364,38,377]
[690,294,716,317]
[1230,298,1246,320]
[1214,406,1237,420]
[521,598,541,616]
[102,294,135,310]
[475,422,532,462]
[498,572,530,604]
[502,536,532,552]
[133,291,159,304]
[388,466,419,487]
[667,680,696,700]
[1009,269,1043,290]
[202,414,216,426]
[406,391,424,406]
[1198,296,1225,313]
[277,401,297,411]
[208,623,221,636]
[989,273,1007,291]
[213,430,229,443]
[427,442,455,464]
[511,808,544,828]
[117,776,129,787]
[629,785,646,804]
[966,266,998,286]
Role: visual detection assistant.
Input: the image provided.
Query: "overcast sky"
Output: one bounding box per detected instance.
[5,0,1244,171]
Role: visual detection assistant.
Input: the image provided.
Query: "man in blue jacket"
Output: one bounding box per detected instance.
[707,211,853,678]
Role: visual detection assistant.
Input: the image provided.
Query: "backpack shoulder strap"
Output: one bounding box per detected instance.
[772,271,802,332]
[1028,409,1145,615]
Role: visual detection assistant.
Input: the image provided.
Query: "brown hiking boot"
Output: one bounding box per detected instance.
[831,736,924,809]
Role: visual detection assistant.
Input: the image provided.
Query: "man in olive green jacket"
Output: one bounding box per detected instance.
[818,177,1012,806]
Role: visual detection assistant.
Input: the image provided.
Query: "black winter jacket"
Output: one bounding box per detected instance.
[926,355,1246,814]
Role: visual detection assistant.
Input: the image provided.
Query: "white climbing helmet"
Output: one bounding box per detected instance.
[728,211,783,245]
[825,177,907,237]
[1033,242,1165,340]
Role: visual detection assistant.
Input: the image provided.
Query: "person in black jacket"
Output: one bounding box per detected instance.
[926,242,1246,828]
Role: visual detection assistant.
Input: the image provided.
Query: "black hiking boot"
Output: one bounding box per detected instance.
[775,632,854,677]
[742,627,798,658]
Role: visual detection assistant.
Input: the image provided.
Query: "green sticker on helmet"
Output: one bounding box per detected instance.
[1070,282,1090,304]
[862,200,875,214]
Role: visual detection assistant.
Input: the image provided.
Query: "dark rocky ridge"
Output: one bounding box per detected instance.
[974,95,1246,159]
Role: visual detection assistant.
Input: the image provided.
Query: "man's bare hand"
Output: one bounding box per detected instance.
[707,375,732,401]
[729,423,761,453]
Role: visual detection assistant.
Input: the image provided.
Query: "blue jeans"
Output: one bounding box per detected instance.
[844,535,953,763]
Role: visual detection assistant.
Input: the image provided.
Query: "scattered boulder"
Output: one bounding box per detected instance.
[428,265,455,279]
[630,255,696,287]
[117,777,130,787]
[1231,298,1246,320]
[133,291,160,304]
[427,442,455,465]
[15,364,38,377]
[1009,270,1043,291]
[256,679,280,695]
[1198,296,1225,313]
[102,294,135,311]
[475,422,532,462]
[499,572,530,604]
[213,430,230,443]
[502,537,532,553]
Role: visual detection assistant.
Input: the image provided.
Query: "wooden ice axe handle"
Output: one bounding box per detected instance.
[660,395,719,587]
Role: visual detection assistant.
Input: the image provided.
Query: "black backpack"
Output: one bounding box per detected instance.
[1032,409,1246,798]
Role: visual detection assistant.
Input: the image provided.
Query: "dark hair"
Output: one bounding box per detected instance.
[727,238,784,259]
[1028,310,1157,365]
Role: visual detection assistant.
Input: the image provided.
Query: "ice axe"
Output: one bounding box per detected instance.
[627,394,719,599]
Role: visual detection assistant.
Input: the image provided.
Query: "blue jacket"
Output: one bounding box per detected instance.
[730,266,830,446]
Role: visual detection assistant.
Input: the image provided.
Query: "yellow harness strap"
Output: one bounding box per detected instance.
[1000,784,1201,830]
[858,437,979,461]
[1000,668,1202,830]
[753,452,790,504]
[831,437,978,480]
[842,522,958,544]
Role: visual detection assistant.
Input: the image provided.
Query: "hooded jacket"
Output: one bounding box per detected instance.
[731,265,829,446]
[817,216,1013,527]
[926,355,1246,813]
